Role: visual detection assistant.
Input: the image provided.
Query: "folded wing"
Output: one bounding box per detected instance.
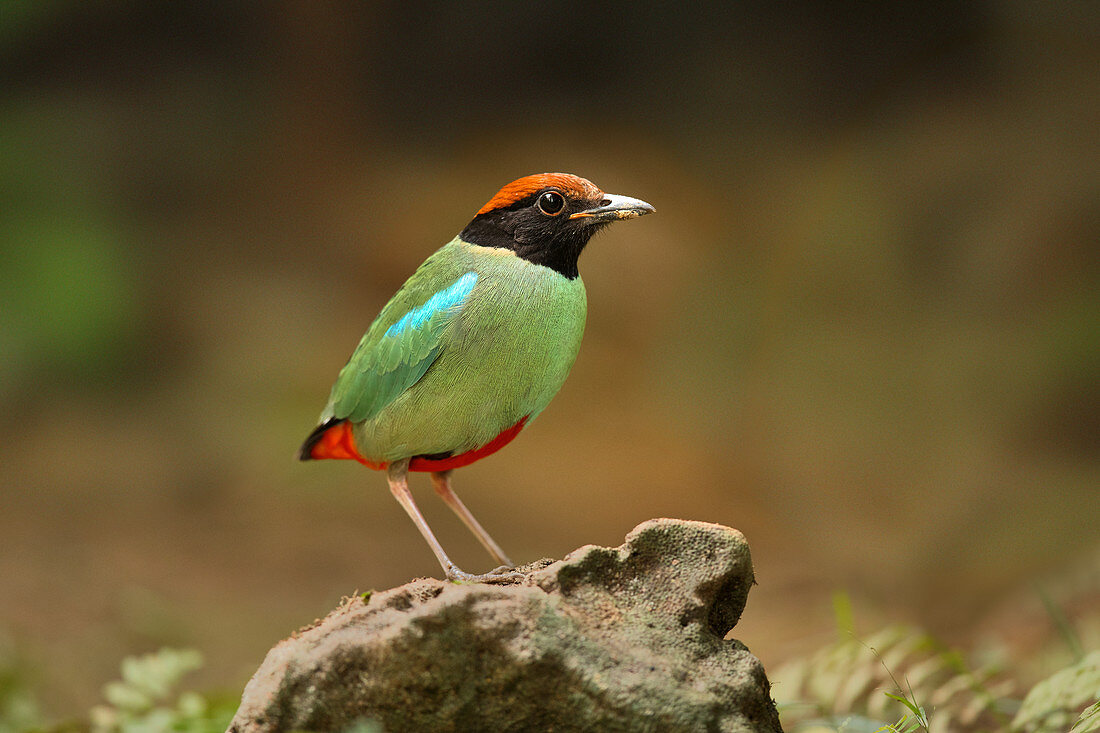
[327,271,478,423]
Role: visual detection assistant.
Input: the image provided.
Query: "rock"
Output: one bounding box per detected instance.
[227,519,782,732]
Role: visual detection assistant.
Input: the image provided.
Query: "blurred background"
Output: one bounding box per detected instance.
[2,0,1097,719]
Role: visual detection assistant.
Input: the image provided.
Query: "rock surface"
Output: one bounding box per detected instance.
[228,519,782,732]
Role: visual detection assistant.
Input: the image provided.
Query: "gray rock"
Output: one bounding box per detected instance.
[228,519,782,732]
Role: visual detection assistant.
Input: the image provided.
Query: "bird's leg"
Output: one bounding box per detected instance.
[429,470,514,568]
[386,461,522,584]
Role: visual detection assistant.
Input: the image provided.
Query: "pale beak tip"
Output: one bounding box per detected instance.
[575,193,655,222]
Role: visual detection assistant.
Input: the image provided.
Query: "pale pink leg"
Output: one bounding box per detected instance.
[387,461,520,583]
[430,470,514,568]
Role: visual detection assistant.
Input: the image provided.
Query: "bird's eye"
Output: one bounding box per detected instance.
[537,191,565,216]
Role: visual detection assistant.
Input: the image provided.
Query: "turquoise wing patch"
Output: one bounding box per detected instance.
[328,272,477,422]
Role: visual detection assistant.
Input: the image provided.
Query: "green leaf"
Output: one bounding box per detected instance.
[1013,651,1100,732]
[1070,701,1100,733]
[92,648,233,733]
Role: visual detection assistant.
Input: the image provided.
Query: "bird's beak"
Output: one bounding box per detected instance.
[569,193,655,223]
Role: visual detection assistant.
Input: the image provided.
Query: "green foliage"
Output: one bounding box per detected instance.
[776,608,1100,733]
[773,624,1010,732]
[879,692,929,733]
[1070,701,1100,733]
[1011,651,1100,733]
[0,637,42,733]
[88,649,235,733]
[0,668,40,733]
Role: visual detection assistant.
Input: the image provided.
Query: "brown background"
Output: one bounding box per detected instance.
[2,1,1097,715]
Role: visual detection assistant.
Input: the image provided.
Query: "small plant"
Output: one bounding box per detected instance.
[1069,701,1100,733]
[774,587,1100,733]
[872,639,930,732]
[1011,651,1100,732]
[88,648,235,733]
[878,692,929,733]
[772,594,1011,732]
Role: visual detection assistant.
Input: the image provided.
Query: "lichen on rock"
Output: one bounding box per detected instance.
[228,519,782,732]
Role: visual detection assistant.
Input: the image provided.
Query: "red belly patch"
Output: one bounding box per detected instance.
[409,417,528,471]
[305,417,528,472]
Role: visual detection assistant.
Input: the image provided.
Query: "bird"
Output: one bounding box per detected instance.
[298,173,654,582]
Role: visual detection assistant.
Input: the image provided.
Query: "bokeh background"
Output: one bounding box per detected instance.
[2,0,1098,717]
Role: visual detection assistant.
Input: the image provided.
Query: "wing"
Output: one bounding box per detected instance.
[324,269,478,423]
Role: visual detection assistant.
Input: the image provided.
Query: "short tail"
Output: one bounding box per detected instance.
[297,418,385,468]
[297,418,344,461]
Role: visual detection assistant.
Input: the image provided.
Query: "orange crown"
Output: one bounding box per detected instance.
[476,173,602,217]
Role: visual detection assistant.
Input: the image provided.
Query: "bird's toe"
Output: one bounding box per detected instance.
[445,566,525,585]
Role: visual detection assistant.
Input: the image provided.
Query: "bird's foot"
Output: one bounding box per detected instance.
[444,564,524,584]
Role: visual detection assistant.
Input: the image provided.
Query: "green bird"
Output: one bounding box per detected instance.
[299,173,654,582]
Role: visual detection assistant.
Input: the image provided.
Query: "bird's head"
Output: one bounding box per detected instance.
[459,173,654,279]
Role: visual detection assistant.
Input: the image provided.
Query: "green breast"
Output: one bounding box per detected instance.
[351,239,587,462]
